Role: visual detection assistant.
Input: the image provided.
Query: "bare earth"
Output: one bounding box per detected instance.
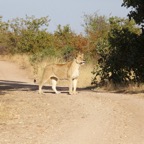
[0,61,144,144]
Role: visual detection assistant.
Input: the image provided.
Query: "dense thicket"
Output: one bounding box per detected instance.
[92,17,142,85]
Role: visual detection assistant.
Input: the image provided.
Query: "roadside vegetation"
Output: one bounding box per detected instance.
[0,0,144,89]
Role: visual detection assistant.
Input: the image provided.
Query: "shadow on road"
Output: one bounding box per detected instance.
[1,80,144,95]
[0,80,38,94]
[0,80,92,95]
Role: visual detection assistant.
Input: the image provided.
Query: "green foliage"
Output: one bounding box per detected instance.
[0,15,88,64]
[54,24,75,58]
[0,16,9,54]
[122,0,144,28]
[7,16,50,54]
[54,24,87,60]
[83,13,110,60]
[92,17,143,85]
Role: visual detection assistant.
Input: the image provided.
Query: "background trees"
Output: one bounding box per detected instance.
[83,13,110,61]
[0,16,87,61]
[0,16,9,54]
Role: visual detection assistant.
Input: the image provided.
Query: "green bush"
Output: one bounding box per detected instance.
[92,17,143,85]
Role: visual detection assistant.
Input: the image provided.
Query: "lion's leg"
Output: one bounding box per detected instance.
[39,78,49,94]
[69,78,73,95]
[39,84,43,94]
[73,78,78,94]
[38,70,47,94]
[39,80,47,94]
[51,78,60,94]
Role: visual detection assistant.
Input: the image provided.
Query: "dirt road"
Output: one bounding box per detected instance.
[0,61,144,144]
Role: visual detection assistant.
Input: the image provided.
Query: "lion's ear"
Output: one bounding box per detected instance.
[75,51,84,58]
[78,51,82,54]
[77,51,82,55]
[74,53,78,59]
[78,52,84,56]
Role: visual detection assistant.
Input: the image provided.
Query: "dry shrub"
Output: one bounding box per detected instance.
[126,84,144,93]
[97,82,144,94]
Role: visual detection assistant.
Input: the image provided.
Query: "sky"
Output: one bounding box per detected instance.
[0,0,130,33]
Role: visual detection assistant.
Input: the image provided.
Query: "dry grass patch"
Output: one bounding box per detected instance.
[0,54,30,69]
[0,54,34,80]
[126,84,144,93]
[78,64,94,88]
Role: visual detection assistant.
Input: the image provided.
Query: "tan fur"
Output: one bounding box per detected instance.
[38,53,85,95]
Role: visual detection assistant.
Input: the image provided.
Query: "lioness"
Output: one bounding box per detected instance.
[38,53,85,95]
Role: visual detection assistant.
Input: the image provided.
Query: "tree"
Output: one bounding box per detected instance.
[7,16,52,56]
[122,0,144,30]
[121,0,144,84]
[83,13,110,61]
[0,16,9,54]
[54,24,87,60]
[92,17,142,85]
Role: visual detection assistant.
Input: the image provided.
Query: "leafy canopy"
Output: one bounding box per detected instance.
[122,0,144,28]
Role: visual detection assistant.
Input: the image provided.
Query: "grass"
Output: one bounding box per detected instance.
[78,64,94,88]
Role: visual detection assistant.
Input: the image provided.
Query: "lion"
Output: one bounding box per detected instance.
[38,53,85,95]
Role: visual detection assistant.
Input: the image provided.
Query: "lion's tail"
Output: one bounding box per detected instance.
[34,79,37,83]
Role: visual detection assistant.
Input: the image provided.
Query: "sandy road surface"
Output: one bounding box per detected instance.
[0,60,144,144]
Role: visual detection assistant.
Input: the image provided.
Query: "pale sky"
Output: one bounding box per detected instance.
[0,0,130,33]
